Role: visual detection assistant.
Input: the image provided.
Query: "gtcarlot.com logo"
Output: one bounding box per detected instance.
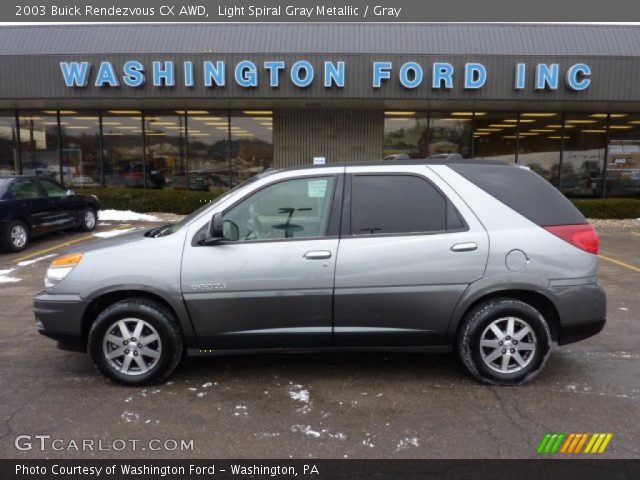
[537,432,613,455]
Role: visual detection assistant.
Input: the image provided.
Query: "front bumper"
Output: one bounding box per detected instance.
[550,279,607,345]
[34,291,88,352]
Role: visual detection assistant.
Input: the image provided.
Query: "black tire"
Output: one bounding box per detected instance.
[88,298,184,386]
[3,219,29,252]
[457,298,551,386]
[78,207,97,232]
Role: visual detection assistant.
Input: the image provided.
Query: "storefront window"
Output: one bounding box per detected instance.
[184,111,230,191]
[0,113,19,175]
[59,112,101,187]
[102,111,145,188]
[605,114,640,197]
[19,111,60,181]
[383,112,428,159]
[145,113,186,189]
[428,112,472,157]
[561,113,607,197]
[472,112,516,162]
[517,112,563,185]
[230,111,274,185]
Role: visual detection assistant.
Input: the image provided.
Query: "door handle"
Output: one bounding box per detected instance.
[304,250,332,260]
[451,242,478,252]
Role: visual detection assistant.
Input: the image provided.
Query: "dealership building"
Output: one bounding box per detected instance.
[0,23,639,197]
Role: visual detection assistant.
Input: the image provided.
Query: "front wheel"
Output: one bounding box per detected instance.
[78,207,97,232]
[457,298,551,385]
[88,299,184,386]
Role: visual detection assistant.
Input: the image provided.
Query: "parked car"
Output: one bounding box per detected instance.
[34,160,605,386]
[0,176,100,252]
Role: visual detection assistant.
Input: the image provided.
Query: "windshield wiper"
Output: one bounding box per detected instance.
[145,223,172,238]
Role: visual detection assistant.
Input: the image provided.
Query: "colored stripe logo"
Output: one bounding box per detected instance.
[537,433,613,454]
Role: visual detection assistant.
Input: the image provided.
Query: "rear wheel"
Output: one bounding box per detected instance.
[3,220,29,252]
[88,298,183,386]
[78,207,97,232]
[457,298,551,385]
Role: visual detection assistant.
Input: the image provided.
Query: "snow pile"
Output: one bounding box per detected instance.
[98,210,159,222]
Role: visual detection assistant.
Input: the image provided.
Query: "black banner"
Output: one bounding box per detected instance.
[2,460,640,480]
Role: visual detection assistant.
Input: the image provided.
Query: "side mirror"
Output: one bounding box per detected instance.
[209,212,223,238]
[203,213,239,245]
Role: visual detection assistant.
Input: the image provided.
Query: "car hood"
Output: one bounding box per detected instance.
[78,227,150,252]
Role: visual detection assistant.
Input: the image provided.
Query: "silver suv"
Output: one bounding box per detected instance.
[34,160,606,386]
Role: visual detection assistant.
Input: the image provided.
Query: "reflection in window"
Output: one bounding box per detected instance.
[0,113,19,175]
[185,112,230,191]
[428,113,472,157]
[472,112,516,162]
[19,111,60,181]
[383,112,428,159]
[230,111,274,185]
[145,114,185,189]
[223,176,335,241]
[60,113,101,187]
[605,114,640,197]
[517,112,562,185]
[561,113,607,198]
[102,112,145,188]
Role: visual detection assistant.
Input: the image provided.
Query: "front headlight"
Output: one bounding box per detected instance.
[45,253,84,288]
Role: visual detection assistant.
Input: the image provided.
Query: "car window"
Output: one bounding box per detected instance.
[351,175,448,235]
[38,179,67,197]
[8,179,41,200]
[222,176,335,241]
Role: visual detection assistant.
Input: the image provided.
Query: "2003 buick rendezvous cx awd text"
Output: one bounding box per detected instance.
[34,160,606,386]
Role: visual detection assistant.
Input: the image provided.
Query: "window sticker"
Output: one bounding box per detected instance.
[308,179,328,198]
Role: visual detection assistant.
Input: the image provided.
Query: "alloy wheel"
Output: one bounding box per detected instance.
[479,317,537,374]
[102,318,162,376]
[84,210,96,229]
[11,225,27,248]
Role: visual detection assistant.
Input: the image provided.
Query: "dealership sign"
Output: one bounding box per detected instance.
[59,60,591,91]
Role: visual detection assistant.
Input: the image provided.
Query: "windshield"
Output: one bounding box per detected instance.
[158,169,279,236]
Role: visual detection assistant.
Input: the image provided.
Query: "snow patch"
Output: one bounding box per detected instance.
[98,209,160,222]
[396,437,420,451]
[289,385,310,403]
[620,307,629,311]
[202,382,213,388]
[93,228,136,238]
[0,269,21,283]
[17,254,56,267]
[121,411,140,423]
[290,425,346,440]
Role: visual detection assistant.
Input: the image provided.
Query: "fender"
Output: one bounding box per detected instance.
[79,276,196,340]
[446,273,555,337]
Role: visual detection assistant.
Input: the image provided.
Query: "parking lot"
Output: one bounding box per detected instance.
[1,220,639,459]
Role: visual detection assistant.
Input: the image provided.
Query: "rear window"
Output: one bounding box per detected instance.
[449,164,586,226]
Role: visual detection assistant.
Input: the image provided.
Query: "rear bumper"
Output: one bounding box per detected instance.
[34,292,88,352]
[551,279,607,345]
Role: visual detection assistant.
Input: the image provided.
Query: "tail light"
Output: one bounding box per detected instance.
[543,224,599,255]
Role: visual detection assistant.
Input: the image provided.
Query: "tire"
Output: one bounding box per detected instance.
[88,298,184,386]
[3,219,29,252]
[457,298,551,386]
[78,207,97,232]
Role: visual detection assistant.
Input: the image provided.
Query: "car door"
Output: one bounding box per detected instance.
[35,178,76,231]
[333,165,489,347]
[5,179,52,236]
[181,172,344,350]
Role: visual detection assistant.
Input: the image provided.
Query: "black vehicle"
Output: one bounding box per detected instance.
[0,176,100,252]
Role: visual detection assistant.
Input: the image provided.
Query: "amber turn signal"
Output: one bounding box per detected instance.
[51,253,84,268]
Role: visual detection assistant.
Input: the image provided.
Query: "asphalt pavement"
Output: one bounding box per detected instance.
[0,221,639,459]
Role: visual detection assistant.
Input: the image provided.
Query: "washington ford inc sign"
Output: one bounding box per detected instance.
[59,60,592,91]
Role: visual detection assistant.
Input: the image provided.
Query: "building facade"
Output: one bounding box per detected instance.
[1,23,640,197]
